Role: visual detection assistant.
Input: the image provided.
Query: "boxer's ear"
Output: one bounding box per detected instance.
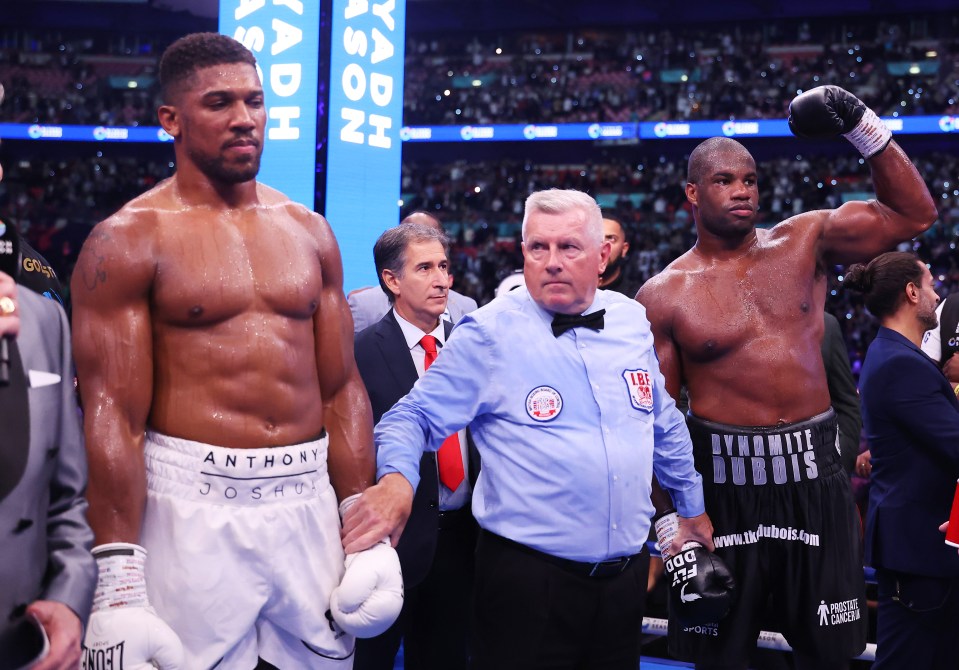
[158,104,180,139]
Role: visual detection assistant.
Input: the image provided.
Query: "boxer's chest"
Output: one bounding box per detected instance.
[675,253,822,362]
[151,214,323,325]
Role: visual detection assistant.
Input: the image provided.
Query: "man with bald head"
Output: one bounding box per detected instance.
[598,215,639,298]
[348,211,478,331]
[638,86,938,669]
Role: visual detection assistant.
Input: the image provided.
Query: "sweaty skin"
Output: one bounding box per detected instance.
[638,139,937,425]
[72,62,374,544]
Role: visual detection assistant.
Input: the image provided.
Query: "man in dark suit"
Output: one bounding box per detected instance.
[0,272,96,669]
[353,222,476,670]
[845,251,959,669]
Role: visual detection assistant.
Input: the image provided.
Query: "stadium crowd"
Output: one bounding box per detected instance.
[1,8,957,373]
[1,147,956,373]
[0,11,957,126]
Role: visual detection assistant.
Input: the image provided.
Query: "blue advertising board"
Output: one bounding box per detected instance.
[324,0,406,291]
[4,115,955,148]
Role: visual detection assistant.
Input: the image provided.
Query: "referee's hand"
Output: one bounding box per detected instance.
[341,473,414,554]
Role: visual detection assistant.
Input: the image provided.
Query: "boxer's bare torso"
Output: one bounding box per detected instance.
[641,218,830,426]
[639,138,936,429]
[72,59,374,544]
[76,179,332,448]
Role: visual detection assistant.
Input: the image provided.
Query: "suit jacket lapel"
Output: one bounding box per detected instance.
[378,310,419,394]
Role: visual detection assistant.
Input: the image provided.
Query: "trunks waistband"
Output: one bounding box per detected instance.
[688,408,841,486]
[144,430,331,506]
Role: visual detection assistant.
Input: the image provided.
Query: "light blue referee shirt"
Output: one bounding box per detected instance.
[375,287,704,563]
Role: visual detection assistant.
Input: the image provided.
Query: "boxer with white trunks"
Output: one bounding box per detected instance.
[72,33,401,669]
[638,85,937,669]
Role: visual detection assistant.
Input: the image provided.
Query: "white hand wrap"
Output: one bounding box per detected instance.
[654,511,680,559]
[82,543,184,670]
[842,107,892,159]
[329,494,404,638]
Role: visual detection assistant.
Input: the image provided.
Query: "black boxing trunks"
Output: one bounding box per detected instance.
[669,409,867,666]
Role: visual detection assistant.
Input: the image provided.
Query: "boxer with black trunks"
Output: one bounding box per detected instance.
[637,85,938,669]
[71,33,401,669]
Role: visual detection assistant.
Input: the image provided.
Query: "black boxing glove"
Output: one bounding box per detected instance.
[663,542,735,626]
[788,85,891,158]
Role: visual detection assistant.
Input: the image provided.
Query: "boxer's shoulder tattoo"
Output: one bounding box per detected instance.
[81,253,108,291]
[80,226,115,291]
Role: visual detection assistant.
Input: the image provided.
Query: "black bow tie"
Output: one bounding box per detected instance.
[551,309,606,337]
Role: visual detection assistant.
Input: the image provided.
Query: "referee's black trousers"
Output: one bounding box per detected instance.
[470,530,649,670]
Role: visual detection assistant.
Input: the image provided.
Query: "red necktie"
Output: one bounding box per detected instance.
[420,335,465,491]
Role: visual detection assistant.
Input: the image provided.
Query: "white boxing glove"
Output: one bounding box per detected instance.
[82,543,184,670]
[329,494,404,638]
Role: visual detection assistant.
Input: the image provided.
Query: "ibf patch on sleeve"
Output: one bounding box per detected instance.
[622,369,653,412]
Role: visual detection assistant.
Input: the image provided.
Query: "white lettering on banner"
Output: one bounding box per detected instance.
[235,25,266,51]
[343,63,367,100]
[271,63,301,97]
[338,0,398,147]
[269,107,300,140]
[372,0,395,30]
[235,0,266,20]
[271,19,302,55]
[344,26,367,56]
[370,28,394,64]
[345,0,369,20]
[341,108,365,144]
[273,0,303,13]
[231,0,305,142]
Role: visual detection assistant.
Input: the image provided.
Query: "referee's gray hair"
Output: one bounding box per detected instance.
[521,189,603,246]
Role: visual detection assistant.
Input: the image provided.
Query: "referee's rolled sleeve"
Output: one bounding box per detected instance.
[375,314,491,491]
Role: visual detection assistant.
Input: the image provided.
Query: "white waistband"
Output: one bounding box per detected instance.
[145,431,331,506]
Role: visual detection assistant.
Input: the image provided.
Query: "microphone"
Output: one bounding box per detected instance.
[0,220,21,386]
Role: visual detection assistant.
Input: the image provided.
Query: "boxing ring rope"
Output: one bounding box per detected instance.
[640,617,877,662]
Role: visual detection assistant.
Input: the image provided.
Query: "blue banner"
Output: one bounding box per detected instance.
[219,0,321,209]
[0,123,173,142]
[4,115,957,147]
[324,0,406,291]
[399,122,637,142]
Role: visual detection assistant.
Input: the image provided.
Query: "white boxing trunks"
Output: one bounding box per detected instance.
[140,431,353,669]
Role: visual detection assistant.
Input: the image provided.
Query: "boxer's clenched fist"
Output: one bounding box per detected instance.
[788,85,891,158]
